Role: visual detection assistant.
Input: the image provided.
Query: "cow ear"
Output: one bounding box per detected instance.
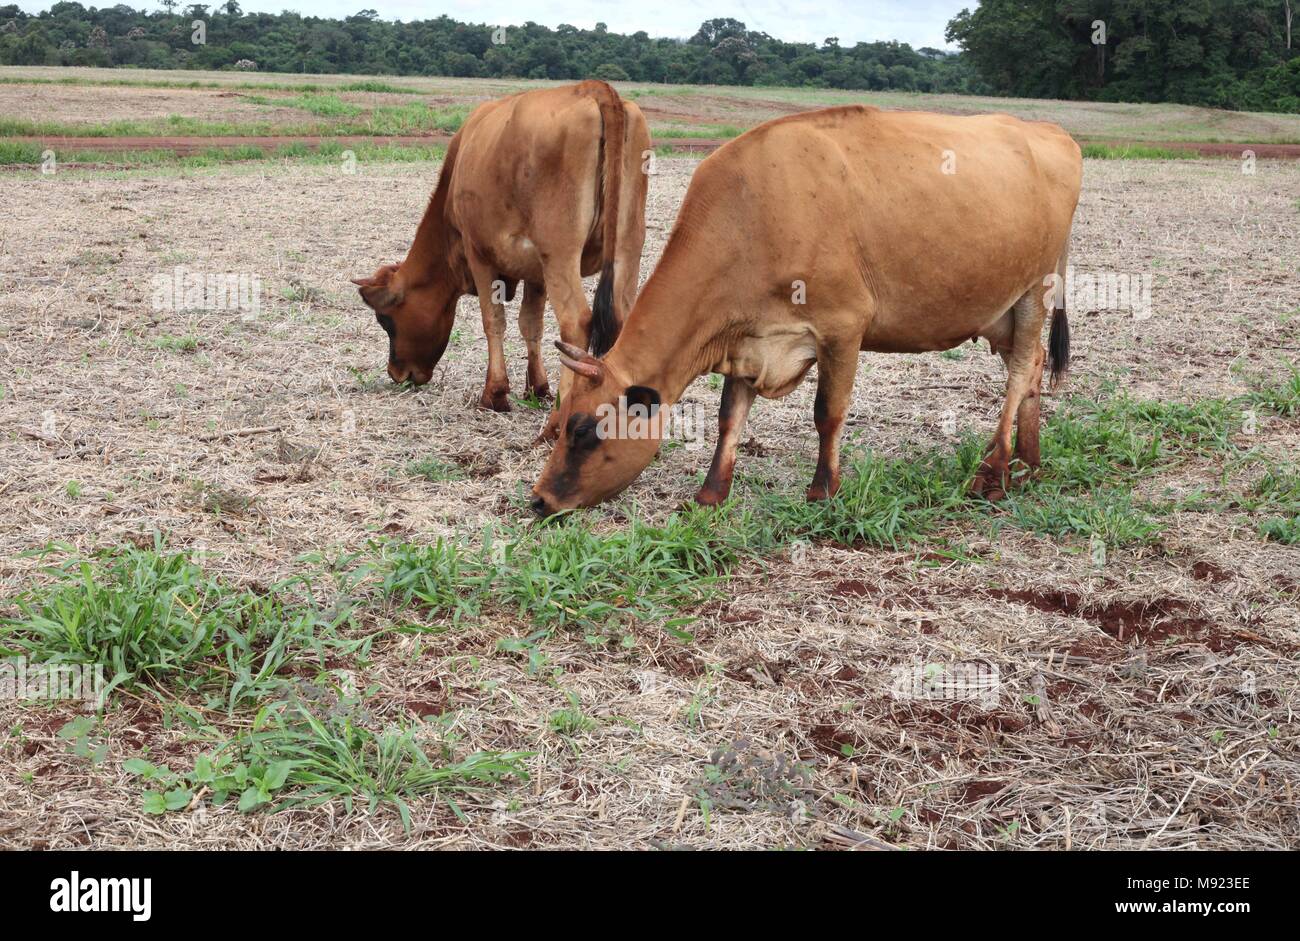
[624,385,661,411]
[353,265,402,309]
[351,262,399,287]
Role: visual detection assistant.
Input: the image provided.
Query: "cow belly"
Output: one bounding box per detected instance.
[718,327,819,398]
[478,234,545,284]
[862,287,1027,354]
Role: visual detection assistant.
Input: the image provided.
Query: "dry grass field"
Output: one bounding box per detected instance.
[5,65,1300,144]
[1,76,1298,850]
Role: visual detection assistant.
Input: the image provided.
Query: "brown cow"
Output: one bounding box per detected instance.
[352,81,650,437]
[530,105,1082,514]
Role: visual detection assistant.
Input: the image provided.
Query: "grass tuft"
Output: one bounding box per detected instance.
[0,541,344,707]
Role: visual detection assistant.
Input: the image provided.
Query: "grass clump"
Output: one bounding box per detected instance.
[125,695,530,828]
[500,506,763,626]
[754,438,980,548]
[365,102,469,134]
[1,547,227,699]
[1080,143,1197,160]
[405,457,465,482]
[1247,360,1300,417]
[1260,516,1300,544]
[371,505,762,630]
[242,698,530,827]
[656,124,744,139]
[288,93,363,117]
[372,538,491,623]
[0,542,344,707]
[0,140,45,164]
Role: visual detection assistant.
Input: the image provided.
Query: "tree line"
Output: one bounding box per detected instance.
[948,1,1298,113]
[0,2,1296,113]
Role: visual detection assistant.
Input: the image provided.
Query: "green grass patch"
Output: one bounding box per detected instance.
[0,101,464,140]
[0,139,44,164]
[655,124,744,139]
[349,392,1260,641]
[239,698,530,826]
[124,696,530,827]
[370,504,766,631]
[1081,143,1197,160]
[364,102,469,134]
[405,457,466,482]
[0,542,348,708]
[284,93,363,118]
[1260,515,1300,544]
[337,80,406,94]
[753,438,981,548]
[1247,359,1300,417]
[0,141,444,170]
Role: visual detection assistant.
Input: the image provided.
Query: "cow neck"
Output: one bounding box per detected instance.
[401,191,454,288]
[605,268,727,407]
[401,150,461,289]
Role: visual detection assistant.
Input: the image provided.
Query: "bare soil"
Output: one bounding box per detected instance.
[0,81,304,125]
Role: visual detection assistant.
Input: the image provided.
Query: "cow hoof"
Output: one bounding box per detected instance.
[806,485,839,502]
[968,474,1007,502]
[527,383,552,401]
[695,486,728,507]
[478,389,511,412]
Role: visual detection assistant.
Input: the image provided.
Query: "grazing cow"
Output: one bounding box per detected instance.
[530,105,1082,514]
[352,81,650,437]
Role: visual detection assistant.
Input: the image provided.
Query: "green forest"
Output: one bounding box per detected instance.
[1,2,1297,113]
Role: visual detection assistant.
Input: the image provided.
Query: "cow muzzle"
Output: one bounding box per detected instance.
[388,362,432,386]
[529,493,554,518]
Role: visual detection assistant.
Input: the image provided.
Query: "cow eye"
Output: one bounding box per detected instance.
[375,313,395,337]
[566,415,599,448]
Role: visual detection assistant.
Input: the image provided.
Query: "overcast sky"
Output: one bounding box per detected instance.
[18,1,974,50]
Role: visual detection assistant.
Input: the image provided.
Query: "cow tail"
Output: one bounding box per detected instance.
[1048,224,1071,389]
[589,80,625,358]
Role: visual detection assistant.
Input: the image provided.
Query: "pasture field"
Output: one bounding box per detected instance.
[0,143,1297,850]
[4,65,1300,146]
[2,60,1300,850]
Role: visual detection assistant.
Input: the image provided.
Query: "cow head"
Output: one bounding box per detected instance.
[530,341,663,516]
[352,262,458,386]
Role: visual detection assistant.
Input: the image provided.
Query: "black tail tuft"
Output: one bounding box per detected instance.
[589,260,618,357]
[1048,307,1070,387]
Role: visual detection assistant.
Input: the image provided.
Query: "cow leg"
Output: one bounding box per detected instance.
[808,345,857,502]
[518,282,550,400]
[696,376,756,506]
[616,103,651,325]
[971,291,1047,501]
[1000,344,1045,483]
[538,262,593,441]
[468,258,511,412]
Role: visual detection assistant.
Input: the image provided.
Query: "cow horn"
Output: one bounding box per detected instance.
[554,340,603,381]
